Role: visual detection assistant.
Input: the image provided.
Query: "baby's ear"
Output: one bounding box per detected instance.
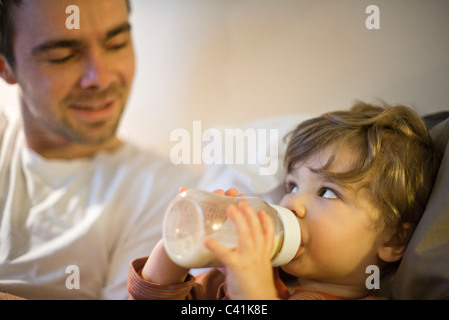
[0,55,17,84]
[377,223,411,263]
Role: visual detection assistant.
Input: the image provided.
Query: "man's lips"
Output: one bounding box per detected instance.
[70,100,114,110]
[68,100,117,122]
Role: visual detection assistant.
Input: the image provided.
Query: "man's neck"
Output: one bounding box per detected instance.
[22,120,123,160]
[26,137,124,160]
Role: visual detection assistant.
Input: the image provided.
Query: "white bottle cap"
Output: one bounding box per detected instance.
[269,204,301,267]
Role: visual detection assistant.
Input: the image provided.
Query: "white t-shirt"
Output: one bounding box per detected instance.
[0,108,199,299]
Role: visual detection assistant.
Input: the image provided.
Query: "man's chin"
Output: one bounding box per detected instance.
[64,122,120,146]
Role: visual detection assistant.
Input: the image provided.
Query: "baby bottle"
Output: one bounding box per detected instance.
[163,189,301,268]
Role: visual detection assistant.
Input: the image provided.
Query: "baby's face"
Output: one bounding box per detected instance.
[279,147,384,289]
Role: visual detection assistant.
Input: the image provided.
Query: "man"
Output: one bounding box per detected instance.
[0,0,198,299]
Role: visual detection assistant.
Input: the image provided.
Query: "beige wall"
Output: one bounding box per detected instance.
[1,0,449,157]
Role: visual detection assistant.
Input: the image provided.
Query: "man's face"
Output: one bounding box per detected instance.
[10,0,135,147]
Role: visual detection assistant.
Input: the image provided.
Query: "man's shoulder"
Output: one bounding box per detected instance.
[0,106,20,129]
[0,106,23,152]
[0,105,20,122]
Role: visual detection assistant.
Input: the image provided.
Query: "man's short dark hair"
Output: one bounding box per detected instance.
[0,0,131,69]
[0,0,21,69]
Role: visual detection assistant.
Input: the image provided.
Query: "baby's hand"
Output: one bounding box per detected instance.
[213,187,246,197]
[204,201,279,300]
[178,186,246,197]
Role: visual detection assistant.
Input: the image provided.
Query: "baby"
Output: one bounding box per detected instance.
[128,103,440,300]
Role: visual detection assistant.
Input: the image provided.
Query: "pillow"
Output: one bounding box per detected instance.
[390,116,449,299]
[197,113,315,203]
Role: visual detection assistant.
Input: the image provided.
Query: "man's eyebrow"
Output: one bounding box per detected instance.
[32,39,84,56]
[103,22,132,41]
[31,23,132,57]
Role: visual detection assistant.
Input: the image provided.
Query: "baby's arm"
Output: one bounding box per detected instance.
[141,239,190,285]
[128,253,224,300]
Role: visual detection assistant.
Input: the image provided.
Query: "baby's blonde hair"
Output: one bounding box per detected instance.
[284,103,440,244]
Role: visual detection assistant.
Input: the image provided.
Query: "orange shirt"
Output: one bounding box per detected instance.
[128,257,375,300]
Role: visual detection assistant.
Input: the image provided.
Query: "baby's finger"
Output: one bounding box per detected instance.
[204,236,237,267]
[213,189,225,195]
[224,188,239,197]
[226,204,254,252]
[258,210,275,258]
[237,201,264,244]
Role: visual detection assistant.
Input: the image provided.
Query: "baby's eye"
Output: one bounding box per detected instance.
[286,183,298,194]
[319,188,338,199]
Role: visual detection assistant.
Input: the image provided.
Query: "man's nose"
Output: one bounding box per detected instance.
[79,50,113,90]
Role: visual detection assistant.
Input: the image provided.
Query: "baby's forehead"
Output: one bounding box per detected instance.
[289,144,375,192]
[292,144,361,174]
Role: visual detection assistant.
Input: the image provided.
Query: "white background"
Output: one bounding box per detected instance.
[1,0,449,158]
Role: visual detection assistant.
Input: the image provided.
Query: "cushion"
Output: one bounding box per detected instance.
[390,115,449,299]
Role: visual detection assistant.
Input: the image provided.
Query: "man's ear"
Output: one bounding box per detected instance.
[377,223,411,263]
[0,55,17,84]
